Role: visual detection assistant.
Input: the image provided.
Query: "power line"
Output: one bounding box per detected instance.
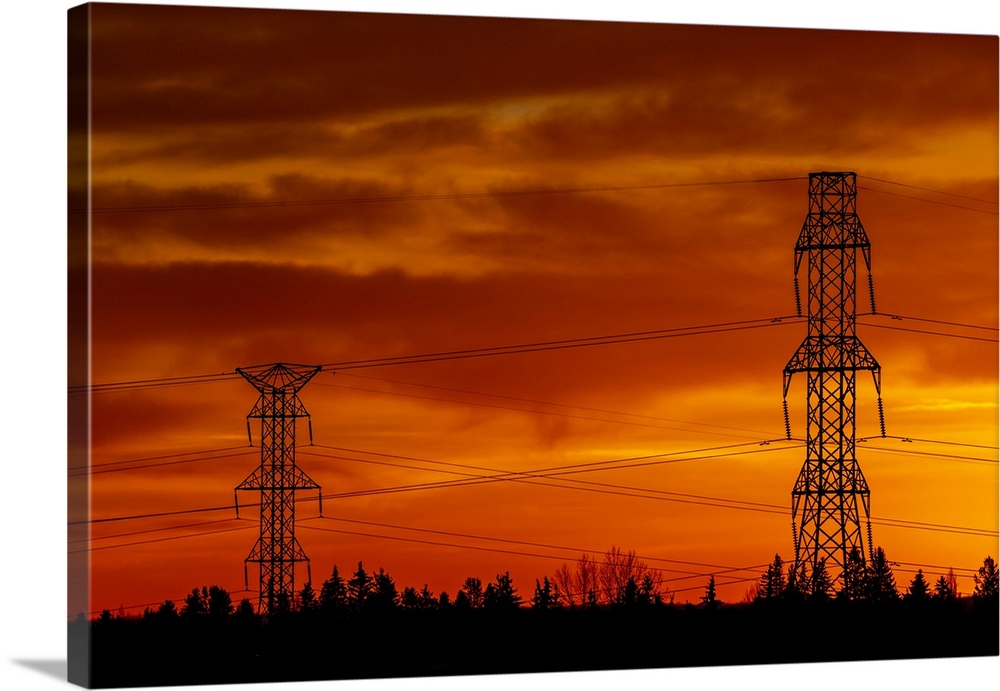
[871,516,996,538]
[70,445,253,472]
[317,317,803,371]
[893,559,979,575]
[70,309,997,396]
[68,316,804,399]
[308,452,791,514]
[68,312,1000,400]
[871,312,999,333]
[72,449,257,477]
[78,503,769,586]
[858,185,999,215]
[669,575,759,596]
[71,315,802,394]
[858,175,999,206]
[858,444,997,466]
[335,372,779,438]
[301,445,997,538]
[78,521,762,614]
[69,524,257,554]
[76,176,808,215]
[297,523,765,588]
[861,434,997,451]
[70,442,996,538]
[68,439,780,526]
[316,380,775,441]
[68,371,240,395]
[69,504,235,525]
[71,396,786,481]
[304,441,796,508]
[314,515,762,575]
[69,441,996,538]
[72,518,239,544]
[69,439,792,530]
[75,509,770,591]
[857,321,999,343]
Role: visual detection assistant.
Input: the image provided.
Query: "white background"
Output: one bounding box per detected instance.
[2,1,997,690]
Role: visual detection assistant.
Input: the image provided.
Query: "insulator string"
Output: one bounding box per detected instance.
[877,397,886,438]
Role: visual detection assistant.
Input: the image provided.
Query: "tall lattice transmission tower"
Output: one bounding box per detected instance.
[782,172,885,588]
[235,362,323,615]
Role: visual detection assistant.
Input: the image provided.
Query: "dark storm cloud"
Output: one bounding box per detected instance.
[89,3,996,141]
[96,113,491,167]
[91,174,430,249]
[513,51,996,164]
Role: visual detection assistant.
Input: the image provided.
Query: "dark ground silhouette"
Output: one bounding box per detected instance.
[73,596,998,688]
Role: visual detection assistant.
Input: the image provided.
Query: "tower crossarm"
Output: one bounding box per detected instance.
[783,335,882,400]
[784,336,881,373]
[237,362,322,394]
[235,465,321,492]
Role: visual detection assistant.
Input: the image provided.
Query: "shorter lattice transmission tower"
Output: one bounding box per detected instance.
[234,362,323,615]
[783,172,886,589]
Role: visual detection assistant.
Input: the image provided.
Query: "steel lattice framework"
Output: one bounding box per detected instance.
[235,362,322,615]
[783,172,884,588]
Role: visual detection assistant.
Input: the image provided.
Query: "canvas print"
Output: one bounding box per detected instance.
[68,2,998,688]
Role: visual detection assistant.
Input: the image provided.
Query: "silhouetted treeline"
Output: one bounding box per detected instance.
[73,550,999,688]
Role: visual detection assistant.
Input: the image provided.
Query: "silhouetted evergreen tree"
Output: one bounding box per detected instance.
[401,584,435,610]
[810,559,833,602]
[453,589,471,610]
[460,576,484,608]
[907,570,930,602]
[320,565,348,614]
[155,600,179,619]
[438,591,451,608]
[483,572,521,610]
[400,586,420,609]
[347,562,372,610]
[839,547,868,601]
[933,574,955,601]
[531,577,556,610]
[867,547,899,602]
[973,555,998,600]
[368,568,399,612]
[639,574,660,606]
[701,576,720,609]
[784,561,809,601]
[181,587,207,617]
[417,584,437,609]
[272,591,292,615]
[207,585,233,618]
[234,598,256,621]
[617,577,643,607]
[298,582,317,612]
[756,554,785,601]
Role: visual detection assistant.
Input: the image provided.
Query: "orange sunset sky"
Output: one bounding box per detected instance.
[68,2,998,618]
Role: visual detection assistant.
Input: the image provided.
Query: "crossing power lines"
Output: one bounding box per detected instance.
[70,310,997,395]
